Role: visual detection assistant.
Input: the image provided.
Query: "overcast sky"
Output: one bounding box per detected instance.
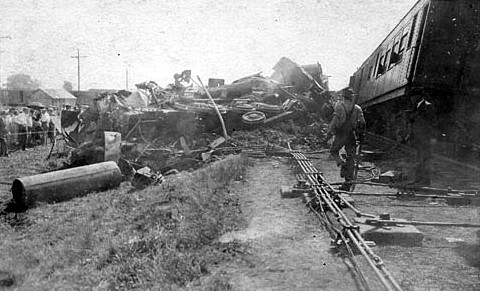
[0,0,418,91]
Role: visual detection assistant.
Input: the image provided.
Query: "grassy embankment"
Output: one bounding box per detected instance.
[0,152,249,290]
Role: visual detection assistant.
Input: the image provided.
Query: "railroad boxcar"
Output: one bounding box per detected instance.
[350,0,480,151]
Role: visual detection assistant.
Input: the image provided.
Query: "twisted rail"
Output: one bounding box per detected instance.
[290,150,402,291]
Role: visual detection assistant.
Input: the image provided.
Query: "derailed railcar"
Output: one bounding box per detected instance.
[350,0,480,149]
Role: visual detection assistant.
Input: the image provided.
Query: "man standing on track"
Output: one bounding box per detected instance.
[324,88,366,191]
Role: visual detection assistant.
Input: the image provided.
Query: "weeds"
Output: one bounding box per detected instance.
[0,154,248,290]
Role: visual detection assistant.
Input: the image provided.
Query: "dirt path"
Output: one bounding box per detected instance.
[217,157,358,291]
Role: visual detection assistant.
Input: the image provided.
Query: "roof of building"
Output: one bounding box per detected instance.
[87,89,119,94]
[34,88,77,100]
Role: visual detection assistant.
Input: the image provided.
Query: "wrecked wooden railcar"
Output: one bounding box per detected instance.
[59,59,331,170]
[3,60,332,210]
[350,0,480,151]
[204,74,279,101]
[63,90,198,145]
[271,57,327,95]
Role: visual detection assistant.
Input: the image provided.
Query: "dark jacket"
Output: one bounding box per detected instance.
[409,99,438,146]
[0,117,8,136]
[327,100,366,136]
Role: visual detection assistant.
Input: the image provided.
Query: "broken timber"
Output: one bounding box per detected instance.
[197,76,228,140]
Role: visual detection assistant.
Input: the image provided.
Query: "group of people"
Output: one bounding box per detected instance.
[324,87,437,191]
[1,88,436,188]
[0,107,57,157]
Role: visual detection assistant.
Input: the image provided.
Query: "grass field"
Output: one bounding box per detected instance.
[0,145,249,290]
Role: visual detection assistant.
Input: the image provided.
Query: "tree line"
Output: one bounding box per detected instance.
[4,73,73,92]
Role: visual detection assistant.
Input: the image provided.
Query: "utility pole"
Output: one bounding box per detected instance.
[0,35,12,89]
[125,67,129,89]
[70,49,87,92]
[0,49,4,88]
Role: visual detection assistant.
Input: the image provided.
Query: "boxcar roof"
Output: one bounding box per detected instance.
[358,0,428,69]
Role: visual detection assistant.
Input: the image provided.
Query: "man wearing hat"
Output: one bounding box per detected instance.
[13,107,28,150]
[22,107,33,147]
[324,88,366,191]
[0,111,9,156]
[40,108,51,145]
[7,108,16,145]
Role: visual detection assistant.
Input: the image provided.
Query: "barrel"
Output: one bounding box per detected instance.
[12,161,123,207]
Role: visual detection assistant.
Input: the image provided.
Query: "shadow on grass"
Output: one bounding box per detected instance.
[0,199,30,230]
[454,230,480,268]
[0,270,16,288]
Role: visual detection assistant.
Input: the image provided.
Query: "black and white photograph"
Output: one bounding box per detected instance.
[0,0,479,290]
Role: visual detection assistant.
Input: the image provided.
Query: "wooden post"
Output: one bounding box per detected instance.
[196,76,228,140]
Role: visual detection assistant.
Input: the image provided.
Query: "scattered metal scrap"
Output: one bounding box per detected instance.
[287,150,480,291]
[131,166,164,189]
[57,57,329,188]
[4,57,329,207]
[360,214,480,228]
[332,179,480,206]
[288,150,403,291]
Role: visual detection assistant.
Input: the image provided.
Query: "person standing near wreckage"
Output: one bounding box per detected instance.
[407,90,438,186]
[0,111,9,156]
[40,108,51,145]
[324,88,366,191]
[13,109,28,151]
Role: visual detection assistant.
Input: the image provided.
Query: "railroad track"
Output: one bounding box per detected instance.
[284,135,480,291]
[365,132,480,176]
[235,132,479,289]
[289,150,402,291]
[362,132,480,194]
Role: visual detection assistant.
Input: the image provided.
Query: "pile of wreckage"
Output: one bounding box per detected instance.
[49,57,330,193]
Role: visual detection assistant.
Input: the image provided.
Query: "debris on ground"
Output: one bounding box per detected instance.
[3,57,335,207]
[131,166,164,189]
[57,57,331,189]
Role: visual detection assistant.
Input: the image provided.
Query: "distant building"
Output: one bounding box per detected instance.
[0,90,34,106]
[29,88,77,108]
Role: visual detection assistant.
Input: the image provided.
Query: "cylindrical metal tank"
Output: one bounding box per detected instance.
[12,161,123,207]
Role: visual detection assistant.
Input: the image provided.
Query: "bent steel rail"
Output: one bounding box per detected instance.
[290,150,403,291]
